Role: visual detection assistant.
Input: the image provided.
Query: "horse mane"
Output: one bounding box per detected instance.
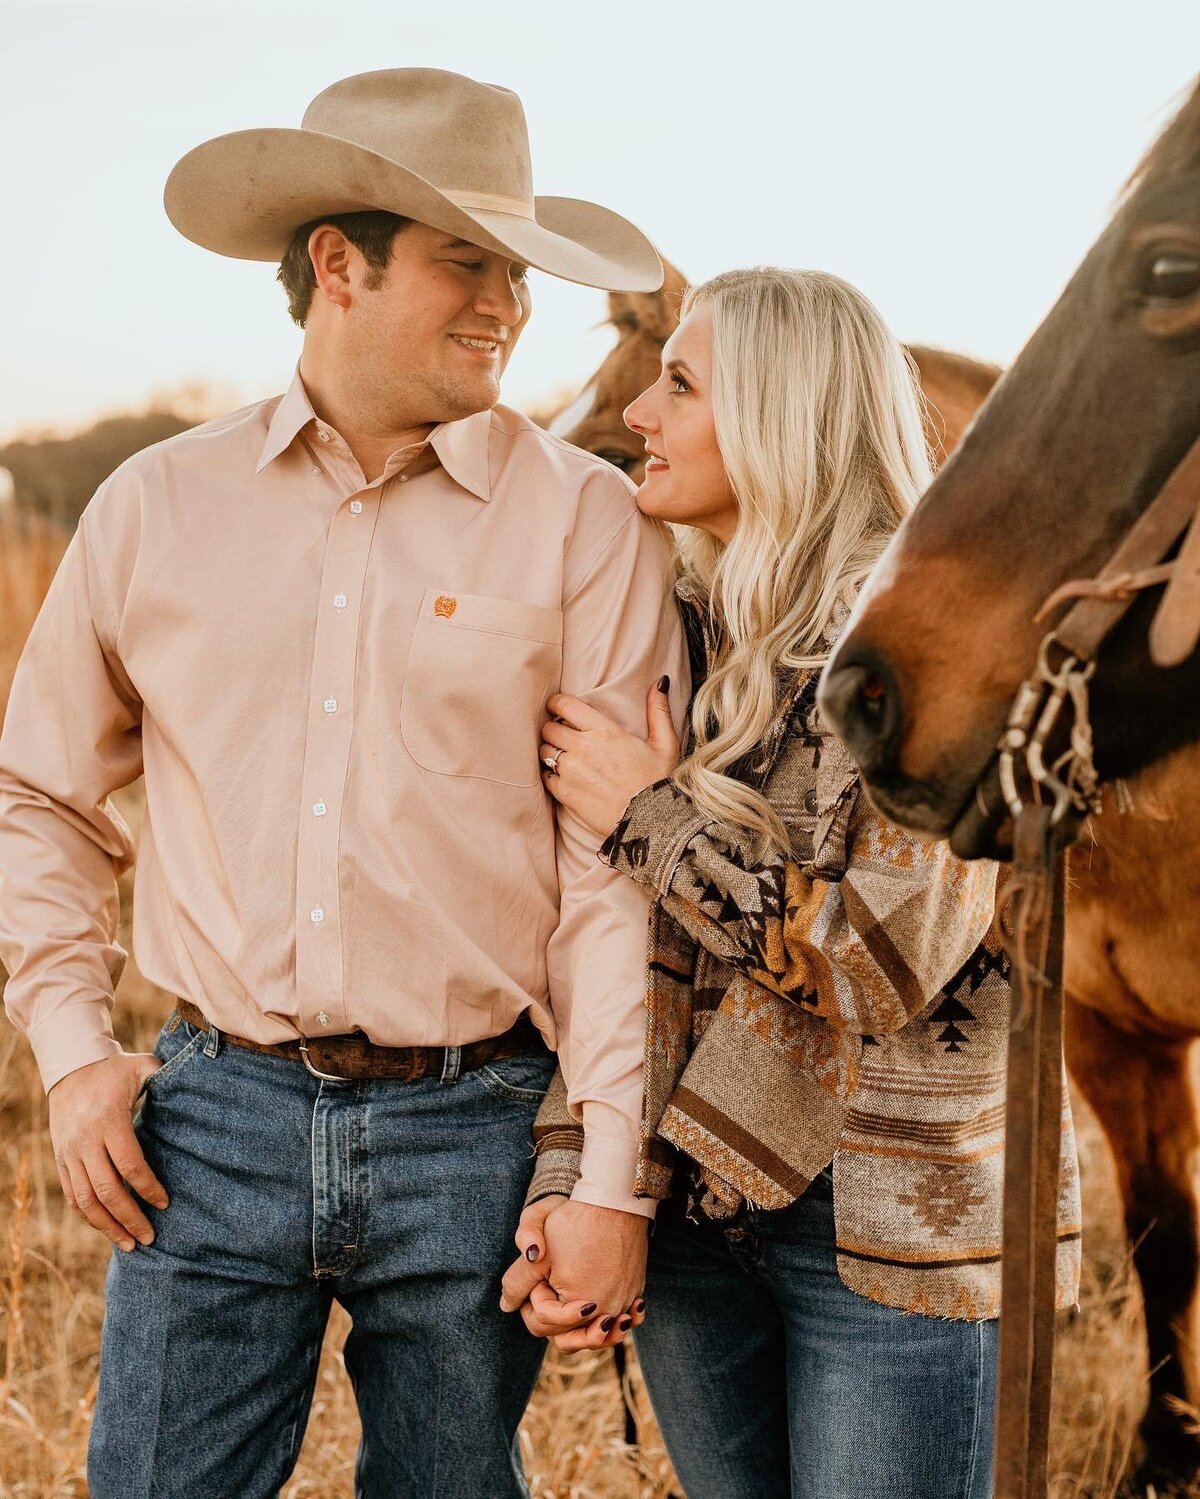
[907,346,1002,401]
[1123,75,1200,198]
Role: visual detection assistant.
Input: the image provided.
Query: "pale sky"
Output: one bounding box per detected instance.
[3,0,1198,441]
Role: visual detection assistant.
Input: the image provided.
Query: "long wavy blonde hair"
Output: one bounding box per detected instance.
[672,267,932,855]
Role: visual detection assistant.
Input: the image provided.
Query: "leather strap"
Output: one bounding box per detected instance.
[1049,432,1200,664]
[173,998,547,1082]
[1150,442,1200,666]
[995,806,1067,1499]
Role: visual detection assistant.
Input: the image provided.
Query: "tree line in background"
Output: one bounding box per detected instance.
[0,409,197,528]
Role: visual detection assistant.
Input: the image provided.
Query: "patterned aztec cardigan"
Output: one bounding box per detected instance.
[528,585,1082,1320]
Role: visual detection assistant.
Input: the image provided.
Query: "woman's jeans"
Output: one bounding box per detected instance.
[87,1014,555,1499]
[635,1171,998,1499]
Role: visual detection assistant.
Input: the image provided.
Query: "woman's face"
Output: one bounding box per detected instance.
[623,304,739,542]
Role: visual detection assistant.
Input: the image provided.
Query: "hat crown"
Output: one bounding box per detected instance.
[301,68,534,208]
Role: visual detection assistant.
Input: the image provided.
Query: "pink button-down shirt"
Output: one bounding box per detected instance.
[0,372,688,1214]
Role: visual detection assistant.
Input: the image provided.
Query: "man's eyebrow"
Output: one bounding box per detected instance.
[438,237,478,251]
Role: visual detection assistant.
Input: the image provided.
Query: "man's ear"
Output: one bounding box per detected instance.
[308,226,354,312]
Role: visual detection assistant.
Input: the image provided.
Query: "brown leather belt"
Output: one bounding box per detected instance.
[173,998,548,1083]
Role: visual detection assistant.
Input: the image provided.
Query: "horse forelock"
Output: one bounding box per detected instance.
[1123,74,1200,199]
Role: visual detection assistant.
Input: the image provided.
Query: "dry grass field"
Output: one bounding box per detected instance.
[0,507,1193,1498]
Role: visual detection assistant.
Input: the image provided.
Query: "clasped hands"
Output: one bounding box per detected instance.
[499,1195,650,1352]
[499,681,679,1349]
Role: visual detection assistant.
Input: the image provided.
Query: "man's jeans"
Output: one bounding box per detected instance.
[635,1170,998,1499]
[88,1014,555,1499]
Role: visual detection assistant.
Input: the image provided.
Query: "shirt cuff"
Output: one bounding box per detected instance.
[599,778,711,898]
[29,1000,123,1094]
[571,1126,657,1221]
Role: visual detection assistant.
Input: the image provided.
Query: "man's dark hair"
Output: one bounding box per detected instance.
[277,210,410,327]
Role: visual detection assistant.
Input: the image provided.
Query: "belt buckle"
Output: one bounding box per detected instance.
[298,1036,352,1083]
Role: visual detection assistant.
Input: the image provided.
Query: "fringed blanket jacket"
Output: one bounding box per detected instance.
[528,583,1081,1319]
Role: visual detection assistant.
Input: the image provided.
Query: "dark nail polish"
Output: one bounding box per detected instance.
[657,675,670,693]
[525,1245,540,1262]
[580,1302,597,1316]
[634,1299,646,1314]
[619,1316,633,1332]
[600,1315,617,1333]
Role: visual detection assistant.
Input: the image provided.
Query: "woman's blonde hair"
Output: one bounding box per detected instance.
[672,267,932,855]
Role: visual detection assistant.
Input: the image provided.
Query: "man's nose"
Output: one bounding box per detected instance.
[818,648,902,779]
[475,270,524,324]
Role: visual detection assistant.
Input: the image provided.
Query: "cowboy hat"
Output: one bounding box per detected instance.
[164,68,663,293]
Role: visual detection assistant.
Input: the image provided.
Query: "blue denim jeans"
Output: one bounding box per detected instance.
[635,1171,998,1499]
[88,1014,556,1499]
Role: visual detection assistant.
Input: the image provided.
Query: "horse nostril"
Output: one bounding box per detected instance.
[818,655,901,775]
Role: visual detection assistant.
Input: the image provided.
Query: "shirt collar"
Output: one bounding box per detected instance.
[256,368,318,474]
[257,367,493,502]
[428,409,492,502]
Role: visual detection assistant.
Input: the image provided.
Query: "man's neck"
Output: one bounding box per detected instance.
[299,359,436,484]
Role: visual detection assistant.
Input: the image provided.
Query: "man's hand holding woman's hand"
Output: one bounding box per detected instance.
[500,1196,649,1353]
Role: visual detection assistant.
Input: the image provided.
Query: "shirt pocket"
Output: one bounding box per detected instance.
[400,588,563,787]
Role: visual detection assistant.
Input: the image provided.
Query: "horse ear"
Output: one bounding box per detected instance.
[607,252,688,342]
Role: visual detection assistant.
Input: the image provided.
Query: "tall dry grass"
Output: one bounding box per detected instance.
[0,506,1192,1497]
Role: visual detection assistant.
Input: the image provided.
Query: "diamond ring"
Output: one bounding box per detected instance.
[541,748,563,774]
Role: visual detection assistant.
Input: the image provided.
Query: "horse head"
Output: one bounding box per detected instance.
[548,256,688,483]
[820,79,1200,858]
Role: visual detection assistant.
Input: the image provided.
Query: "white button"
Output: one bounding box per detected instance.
[317,427,331,443]
[350,500,363,515]
[333,593,347,610]
[323,697,337,714]
[316,1010,330,1026]
[310,906,325,923]
[311,466,321,477]
[313,801,327,817]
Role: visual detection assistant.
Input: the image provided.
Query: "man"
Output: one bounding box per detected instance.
[0,68,686,1498]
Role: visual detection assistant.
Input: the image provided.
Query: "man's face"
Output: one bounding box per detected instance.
[344,221,532,428]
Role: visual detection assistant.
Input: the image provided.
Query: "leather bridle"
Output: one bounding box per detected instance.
[990,428,1200,1499]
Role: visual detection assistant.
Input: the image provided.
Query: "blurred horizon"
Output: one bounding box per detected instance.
[3,0,1199,445]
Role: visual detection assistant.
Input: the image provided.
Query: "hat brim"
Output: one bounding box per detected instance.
[164,128,663,293]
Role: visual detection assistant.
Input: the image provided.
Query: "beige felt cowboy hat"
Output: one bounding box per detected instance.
[164,68,663,293]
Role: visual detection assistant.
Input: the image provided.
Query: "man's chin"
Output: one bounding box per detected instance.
[436,377,502,423]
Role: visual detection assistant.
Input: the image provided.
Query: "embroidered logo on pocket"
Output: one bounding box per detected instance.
[434,595,457,619]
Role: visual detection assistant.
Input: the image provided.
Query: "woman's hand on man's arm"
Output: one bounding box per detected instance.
[540,681,680,838]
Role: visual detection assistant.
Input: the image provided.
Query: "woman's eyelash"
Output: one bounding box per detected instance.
[670,373,691,394]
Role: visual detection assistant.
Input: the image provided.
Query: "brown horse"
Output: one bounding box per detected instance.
[820,80,1200,1487]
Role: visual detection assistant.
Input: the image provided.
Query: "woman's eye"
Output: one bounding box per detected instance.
[670,374,691,394]
[1139,251,1200,303]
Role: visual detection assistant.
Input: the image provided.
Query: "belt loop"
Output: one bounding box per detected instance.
[440,1044,462,1084]
[203,1022,221,1059]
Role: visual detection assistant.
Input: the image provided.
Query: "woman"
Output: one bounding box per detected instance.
[512,268,1082,1499]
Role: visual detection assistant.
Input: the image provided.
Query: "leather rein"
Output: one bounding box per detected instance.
[990,428,1200,1499]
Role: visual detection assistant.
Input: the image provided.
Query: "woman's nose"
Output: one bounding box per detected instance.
[624,391,655,434]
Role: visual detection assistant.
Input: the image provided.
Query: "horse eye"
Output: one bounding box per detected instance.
[594,449,637,473]
[1140,252,1200,303]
